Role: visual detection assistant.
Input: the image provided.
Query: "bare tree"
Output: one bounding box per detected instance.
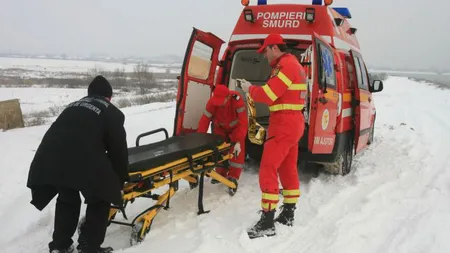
[133,63,156,94]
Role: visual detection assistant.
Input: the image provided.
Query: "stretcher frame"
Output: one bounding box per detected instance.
[104,128,238,245]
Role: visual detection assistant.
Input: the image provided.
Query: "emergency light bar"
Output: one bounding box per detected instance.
[333,7,352,19]
[257,0,267,5]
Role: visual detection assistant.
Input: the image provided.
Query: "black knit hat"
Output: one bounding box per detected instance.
[88,75,113,98]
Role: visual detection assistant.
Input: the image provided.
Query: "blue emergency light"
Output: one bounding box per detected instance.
[257,0,267,5]
[312,0,322,5]
[332,7,352,19]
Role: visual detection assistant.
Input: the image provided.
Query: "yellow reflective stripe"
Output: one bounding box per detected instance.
[282,189,301,196]
[236,106,245,113]
[269,104,305,112]
[284,198,299,204]
[277,71,293,87]
[288,83,307,91]
[262,202,277,211]
[262,193,279,201]
[262,84,278,101]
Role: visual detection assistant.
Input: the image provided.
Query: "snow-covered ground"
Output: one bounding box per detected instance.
[0,57,181,75]
[1,76,449,253]
[0,87,130,114]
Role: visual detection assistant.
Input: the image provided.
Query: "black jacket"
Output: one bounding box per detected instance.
[27,95,129,210]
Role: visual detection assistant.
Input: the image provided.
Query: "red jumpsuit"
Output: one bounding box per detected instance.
[248,53,307,212]
[198,90,248,180]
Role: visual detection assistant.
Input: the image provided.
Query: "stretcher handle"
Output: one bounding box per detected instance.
[135,128,169,147]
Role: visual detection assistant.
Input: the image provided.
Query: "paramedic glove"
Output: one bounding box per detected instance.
[237,79,252,93]
[233,142,241,157]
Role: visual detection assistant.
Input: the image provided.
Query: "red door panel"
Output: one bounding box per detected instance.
[174,28,225,136]
[308,33,338,154]
[349,50,371,153]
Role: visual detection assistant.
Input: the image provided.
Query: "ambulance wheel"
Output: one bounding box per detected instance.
[368,116,376,145]
[130,220,150,246]
[339,137,353,176]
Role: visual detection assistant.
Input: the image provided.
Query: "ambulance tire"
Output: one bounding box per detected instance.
[368,115,376,145]
[339,136,354,176]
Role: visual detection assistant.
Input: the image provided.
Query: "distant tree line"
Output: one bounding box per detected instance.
[0,63,179,94]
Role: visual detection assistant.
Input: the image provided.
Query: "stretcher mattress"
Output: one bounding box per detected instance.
[127,133,227,173]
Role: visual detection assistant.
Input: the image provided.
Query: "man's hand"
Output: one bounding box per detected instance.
[237,79,252,93]
[233,142,241,157]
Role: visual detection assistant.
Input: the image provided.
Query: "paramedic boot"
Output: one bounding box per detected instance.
[275,204,296,226]
[50,245,74,253]
[247,210,276,239]
[227,177,238,196]
[77,244,113,253]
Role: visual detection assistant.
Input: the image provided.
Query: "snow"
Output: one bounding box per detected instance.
[1,76,450,253]
[0,57,180,74]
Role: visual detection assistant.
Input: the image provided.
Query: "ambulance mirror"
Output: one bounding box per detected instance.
[370,80,384,93]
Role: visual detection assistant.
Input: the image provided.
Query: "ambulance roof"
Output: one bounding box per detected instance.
[229,4,360,52]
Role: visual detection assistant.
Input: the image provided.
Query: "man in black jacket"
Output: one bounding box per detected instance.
[27,75,129,253]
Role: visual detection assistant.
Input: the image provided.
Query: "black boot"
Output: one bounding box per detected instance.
[50,245,74,253]
[77,244,113,253]
[275,204,296,226]
[77,238,113,253]
[247,210,276,239]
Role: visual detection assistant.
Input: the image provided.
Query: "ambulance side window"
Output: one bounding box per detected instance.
[318,42,336,89]
[352,54,369,90]
[187,41,213,80]
[345,55,356,89]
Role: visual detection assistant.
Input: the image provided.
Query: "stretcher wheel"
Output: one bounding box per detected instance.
[130,220,151,246]
[189,175,199,189]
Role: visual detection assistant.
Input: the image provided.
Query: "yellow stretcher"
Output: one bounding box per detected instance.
[103,128,238,245]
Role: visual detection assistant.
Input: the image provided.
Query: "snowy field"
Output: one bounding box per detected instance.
[0,87,134,114]
[0,57,182,78]
[1,76,450,253]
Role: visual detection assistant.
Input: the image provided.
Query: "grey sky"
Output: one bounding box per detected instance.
[1,0,448,70]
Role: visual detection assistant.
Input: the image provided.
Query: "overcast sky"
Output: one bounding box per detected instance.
[0,0,448,69]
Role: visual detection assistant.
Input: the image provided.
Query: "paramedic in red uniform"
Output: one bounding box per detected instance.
[197,84,248,185]
[239,33,307,239]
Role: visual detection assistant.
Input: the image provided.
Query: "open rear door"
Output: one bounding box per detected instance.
[173,28,225,136]
[349,50,371,153]
[308,33,339,154]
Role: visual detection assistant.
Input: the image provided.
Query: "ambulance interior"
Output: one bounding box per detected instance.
[228,46,307,128]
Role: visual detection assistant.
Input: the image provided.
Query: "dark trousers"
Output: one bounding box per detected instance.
[48,187,110,251]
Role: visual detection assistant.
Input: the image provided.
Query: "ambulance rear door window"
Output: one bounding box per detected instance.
[318,42,336,89]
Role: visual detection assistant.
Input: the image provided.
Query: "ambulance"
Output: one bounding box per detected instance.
[173,0,384,175]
